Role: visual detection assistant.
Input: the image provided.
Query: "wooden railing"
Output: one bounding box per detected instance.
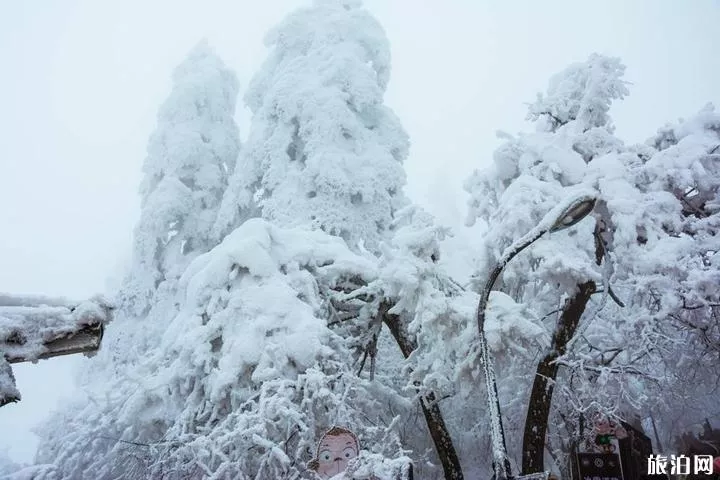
[0,294,112,407]
[4,320,104,364]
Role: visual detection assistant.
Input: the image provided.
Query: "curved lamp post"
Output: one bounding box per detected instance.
[477,193,596,480]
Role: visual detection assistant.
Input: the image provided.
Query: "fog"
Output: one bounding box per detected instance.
[1,0,717,464]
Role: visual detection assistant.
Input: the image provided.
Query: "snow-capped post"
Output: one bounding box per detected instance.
[0,294,112,406]
[476,193,596,480]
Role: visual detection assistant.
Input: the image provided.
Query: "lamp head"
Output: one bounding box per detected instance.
[549,197,596,233]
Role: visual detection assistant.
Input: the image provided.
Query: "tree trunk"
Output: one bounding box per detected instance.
[522,282,595,474]
[521,281,596,474]
[382,303,464,480]
[521,215,610,475]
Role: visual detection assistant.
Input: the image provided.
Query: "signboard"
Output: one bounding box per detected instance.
[617,422,660,480]
[578,415,628,455]
[576,453,624,480]
[308,427,360,479]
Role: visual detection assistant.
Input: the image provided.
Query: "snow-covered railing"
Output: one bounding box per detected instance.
[0,294,113,407]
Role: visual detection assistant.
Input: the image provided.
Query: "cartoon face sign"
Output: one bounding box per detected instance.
[592,414,628,439]
[581,414,629,454]
[310,427,359,479]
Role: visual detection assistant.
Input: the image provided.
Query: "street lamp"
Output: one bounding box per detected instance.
[476,192,597,480]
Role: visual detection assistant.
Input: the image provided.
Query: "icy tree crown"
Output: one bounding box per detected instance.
[216,0,409,252]
[122,40,241,315]
[528,53,629,132]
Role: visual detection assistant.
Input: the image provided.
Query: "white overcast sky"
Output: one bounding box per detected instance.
[1,0,718,465]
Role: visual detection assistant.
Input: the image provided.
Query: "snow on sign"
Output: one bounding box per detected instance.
[0,293,112,407]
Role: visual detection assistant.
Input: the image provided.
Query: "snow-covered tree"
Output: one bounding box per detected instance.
[35,219,413,479]
[29,9,718,480]
[214,0,409,253]
[464,53,720,476]
[30,42,243,479]
[623,104,720,449]
[208,1,464,476]
[32,3,425,479]
[211,1,476,476]
[122,39,241,317]
[463,53,627,476]
[128,220,414,477]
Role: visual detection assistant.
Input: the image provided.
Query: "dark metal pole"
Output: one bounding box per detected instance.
[476,194,596,480]
[477,229,548,480]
